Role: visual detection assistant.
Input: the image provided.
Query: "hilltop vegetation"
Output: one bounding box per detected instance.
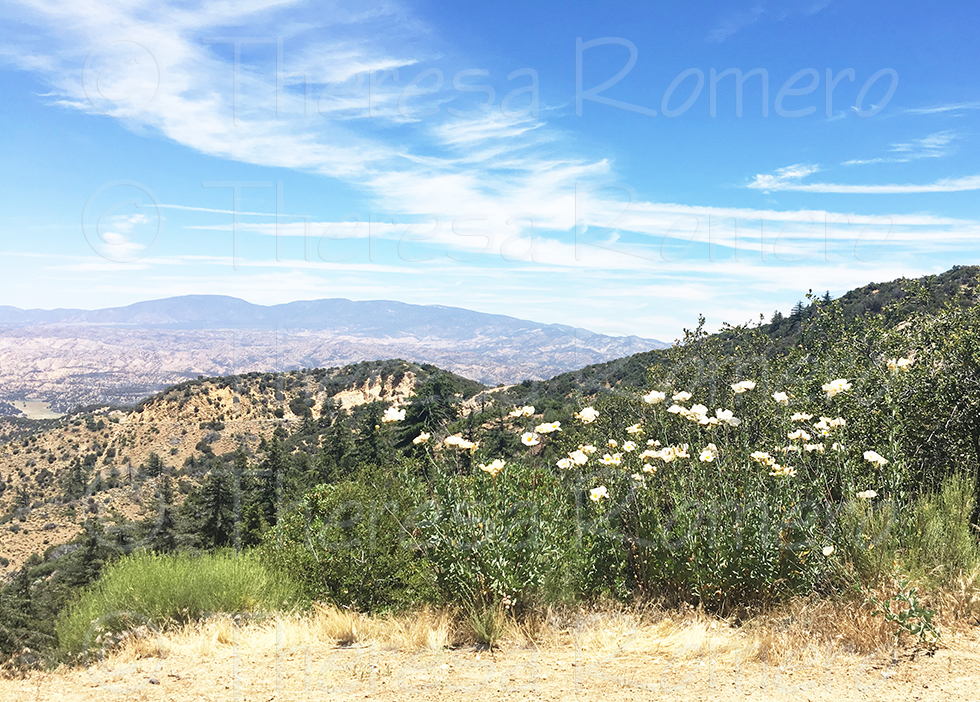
[1,265,980,669]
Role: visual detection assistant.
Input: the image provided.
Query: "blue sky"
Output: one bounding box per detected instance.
[1,0,978,341]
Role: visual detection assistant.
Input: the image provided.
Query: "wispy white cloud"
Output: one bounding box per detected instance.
[904,101,980,115]
[748,166,980,194]
[843,130,960,165]
[707,0,833,42]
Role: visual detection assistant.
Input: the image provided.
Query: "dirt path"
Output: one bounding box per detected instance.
[5,628,980,702]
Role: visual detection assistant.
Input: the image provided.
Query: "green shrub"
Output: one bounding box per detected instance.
[904,473,980,584]
[56,551,301,657]
[260,475,438,611]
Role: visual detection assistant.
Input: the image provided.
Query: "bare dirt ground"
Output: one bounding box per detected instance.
[4,615,980,701]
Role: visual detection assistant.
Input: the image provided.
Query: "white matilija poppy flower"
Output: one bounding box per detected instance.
[699,443,719,462]
[822,379,852,399]
[672,391,692,402]
[575,407,599,423]
[382,406,406,422]
[772,391,789,405]
[508,405,535,418]
[887,357,914,372]
[822,545,835,557]
[643,390,666,405]
[568,450,589,465]
[535,421,561,434]
[589,486,609,502]
[479,459,505,477]
[521,432,540,446]
[412,432,430,445]
[856,489,878,500]
[863,450,889,467]
[444,434,477,450]
[556,457,574,470]
[731,380,756,394]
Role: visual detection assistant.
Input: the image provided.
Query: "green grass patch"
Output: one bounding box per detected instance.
[56,550,303,657]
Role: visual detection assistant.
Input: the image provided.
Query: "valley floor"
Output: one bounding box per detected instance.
[5,617,980,701]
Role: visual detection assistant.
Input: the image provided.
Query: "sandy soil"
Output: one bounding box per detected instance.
[5,626,980,701]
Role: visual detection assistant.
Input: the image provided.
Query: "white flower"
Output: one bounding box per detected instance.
[822,545,835,557]
[575,407,599,423]
[622,440,637,452]
[568,450,589,465]
[643,390,666,405]
[444,434,477,450]
[625,423,643,435]
[642,463,657,473]
[479,459,505,477]
[791,412,813,422]
[804,443,825,453]
[772,391,789,405]
[856,489,878,500]
[556,457,574,470]
[714,408,741,427]
[646,439,661,446]
[580,444,598,455]
[666,404,685,414]
[863,450,889,467]
[822,379,852,399]
[508,405,536,418]
[672,391,692,402]
[589,486,609,502]
[731,380,756,394]
[769,464,797,477]
[412,432,431,445]
[750,451,776,466]
[699,443,719,463]
[607,439,618,448]
[599,453,622,466]
[535,421,561,434]
[382,406,406,422]
[787,429,812,441]
[631,473,645,484]
[521,432,540,446]
[887,357,913,372]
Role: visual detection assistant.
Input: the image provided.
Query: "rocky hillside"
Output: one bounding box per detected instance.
[0,359,485,574]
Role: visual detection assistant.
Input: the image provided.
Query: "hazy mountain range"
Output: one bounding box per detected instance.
[0,295,665,412]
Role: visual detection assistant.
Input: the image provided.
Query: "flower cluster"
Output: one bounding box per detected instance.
[822,378,852,399]
[643,390,666,404]
[886,357,913,372]
[444,434,478,450]
[508,405,536,418]
[575,407,599,423]
[731,380,756,394]
[640,443,691,463]
[667,403,741,427]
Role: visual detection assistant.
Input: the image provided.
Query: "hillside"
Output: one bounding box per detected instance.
[0,359,486,574]
[503,265,980,406]
[0,296,664,412]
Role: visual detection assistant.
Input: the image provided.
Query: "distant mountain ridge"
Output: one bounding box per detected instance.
[0,295,649,341]
[0,296,666,411]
